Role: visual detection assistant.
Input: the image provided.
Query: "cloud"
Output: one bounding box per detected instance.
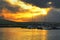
[22,0,60,8]
[0,0,20,13]
[22,0,48,8]
[36,8,60,22]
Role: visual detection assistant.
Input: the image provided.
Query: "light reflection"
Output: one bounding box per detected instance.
[0,28,48,40]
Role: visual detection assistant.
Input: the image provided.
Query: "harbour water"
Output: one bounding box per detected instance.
[0,28,60,40]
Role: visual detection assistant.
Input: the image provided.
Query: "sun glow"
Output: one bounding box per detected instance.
[1,0,52,22]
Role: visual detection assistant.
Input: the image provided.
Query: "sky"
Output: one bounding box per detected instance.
[22,0,60,8]
[0,0,60,22]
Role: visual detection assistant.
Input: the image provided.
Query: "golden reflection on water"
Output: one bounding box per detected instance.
[0,28,48,40]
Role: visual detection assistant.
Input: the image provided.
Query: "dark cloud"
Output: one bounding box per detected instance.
[22,0,48,8]
[0,0,20,13]
[22,0,60,8]
[45,9,60,22]
[36,8,60,22]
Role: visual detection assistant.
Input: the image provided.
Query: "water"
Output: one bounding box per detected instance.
[0,28,60,40]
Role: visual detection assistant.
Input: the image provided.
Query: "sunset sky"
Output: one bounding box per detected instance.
[0,0,60,22]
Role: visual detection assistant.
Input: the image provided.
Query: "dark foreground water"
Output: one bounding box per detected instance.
[0,28,60,40]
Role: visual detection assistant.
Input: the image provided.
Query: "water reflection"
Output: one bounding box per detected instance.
[0,28,48,40]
